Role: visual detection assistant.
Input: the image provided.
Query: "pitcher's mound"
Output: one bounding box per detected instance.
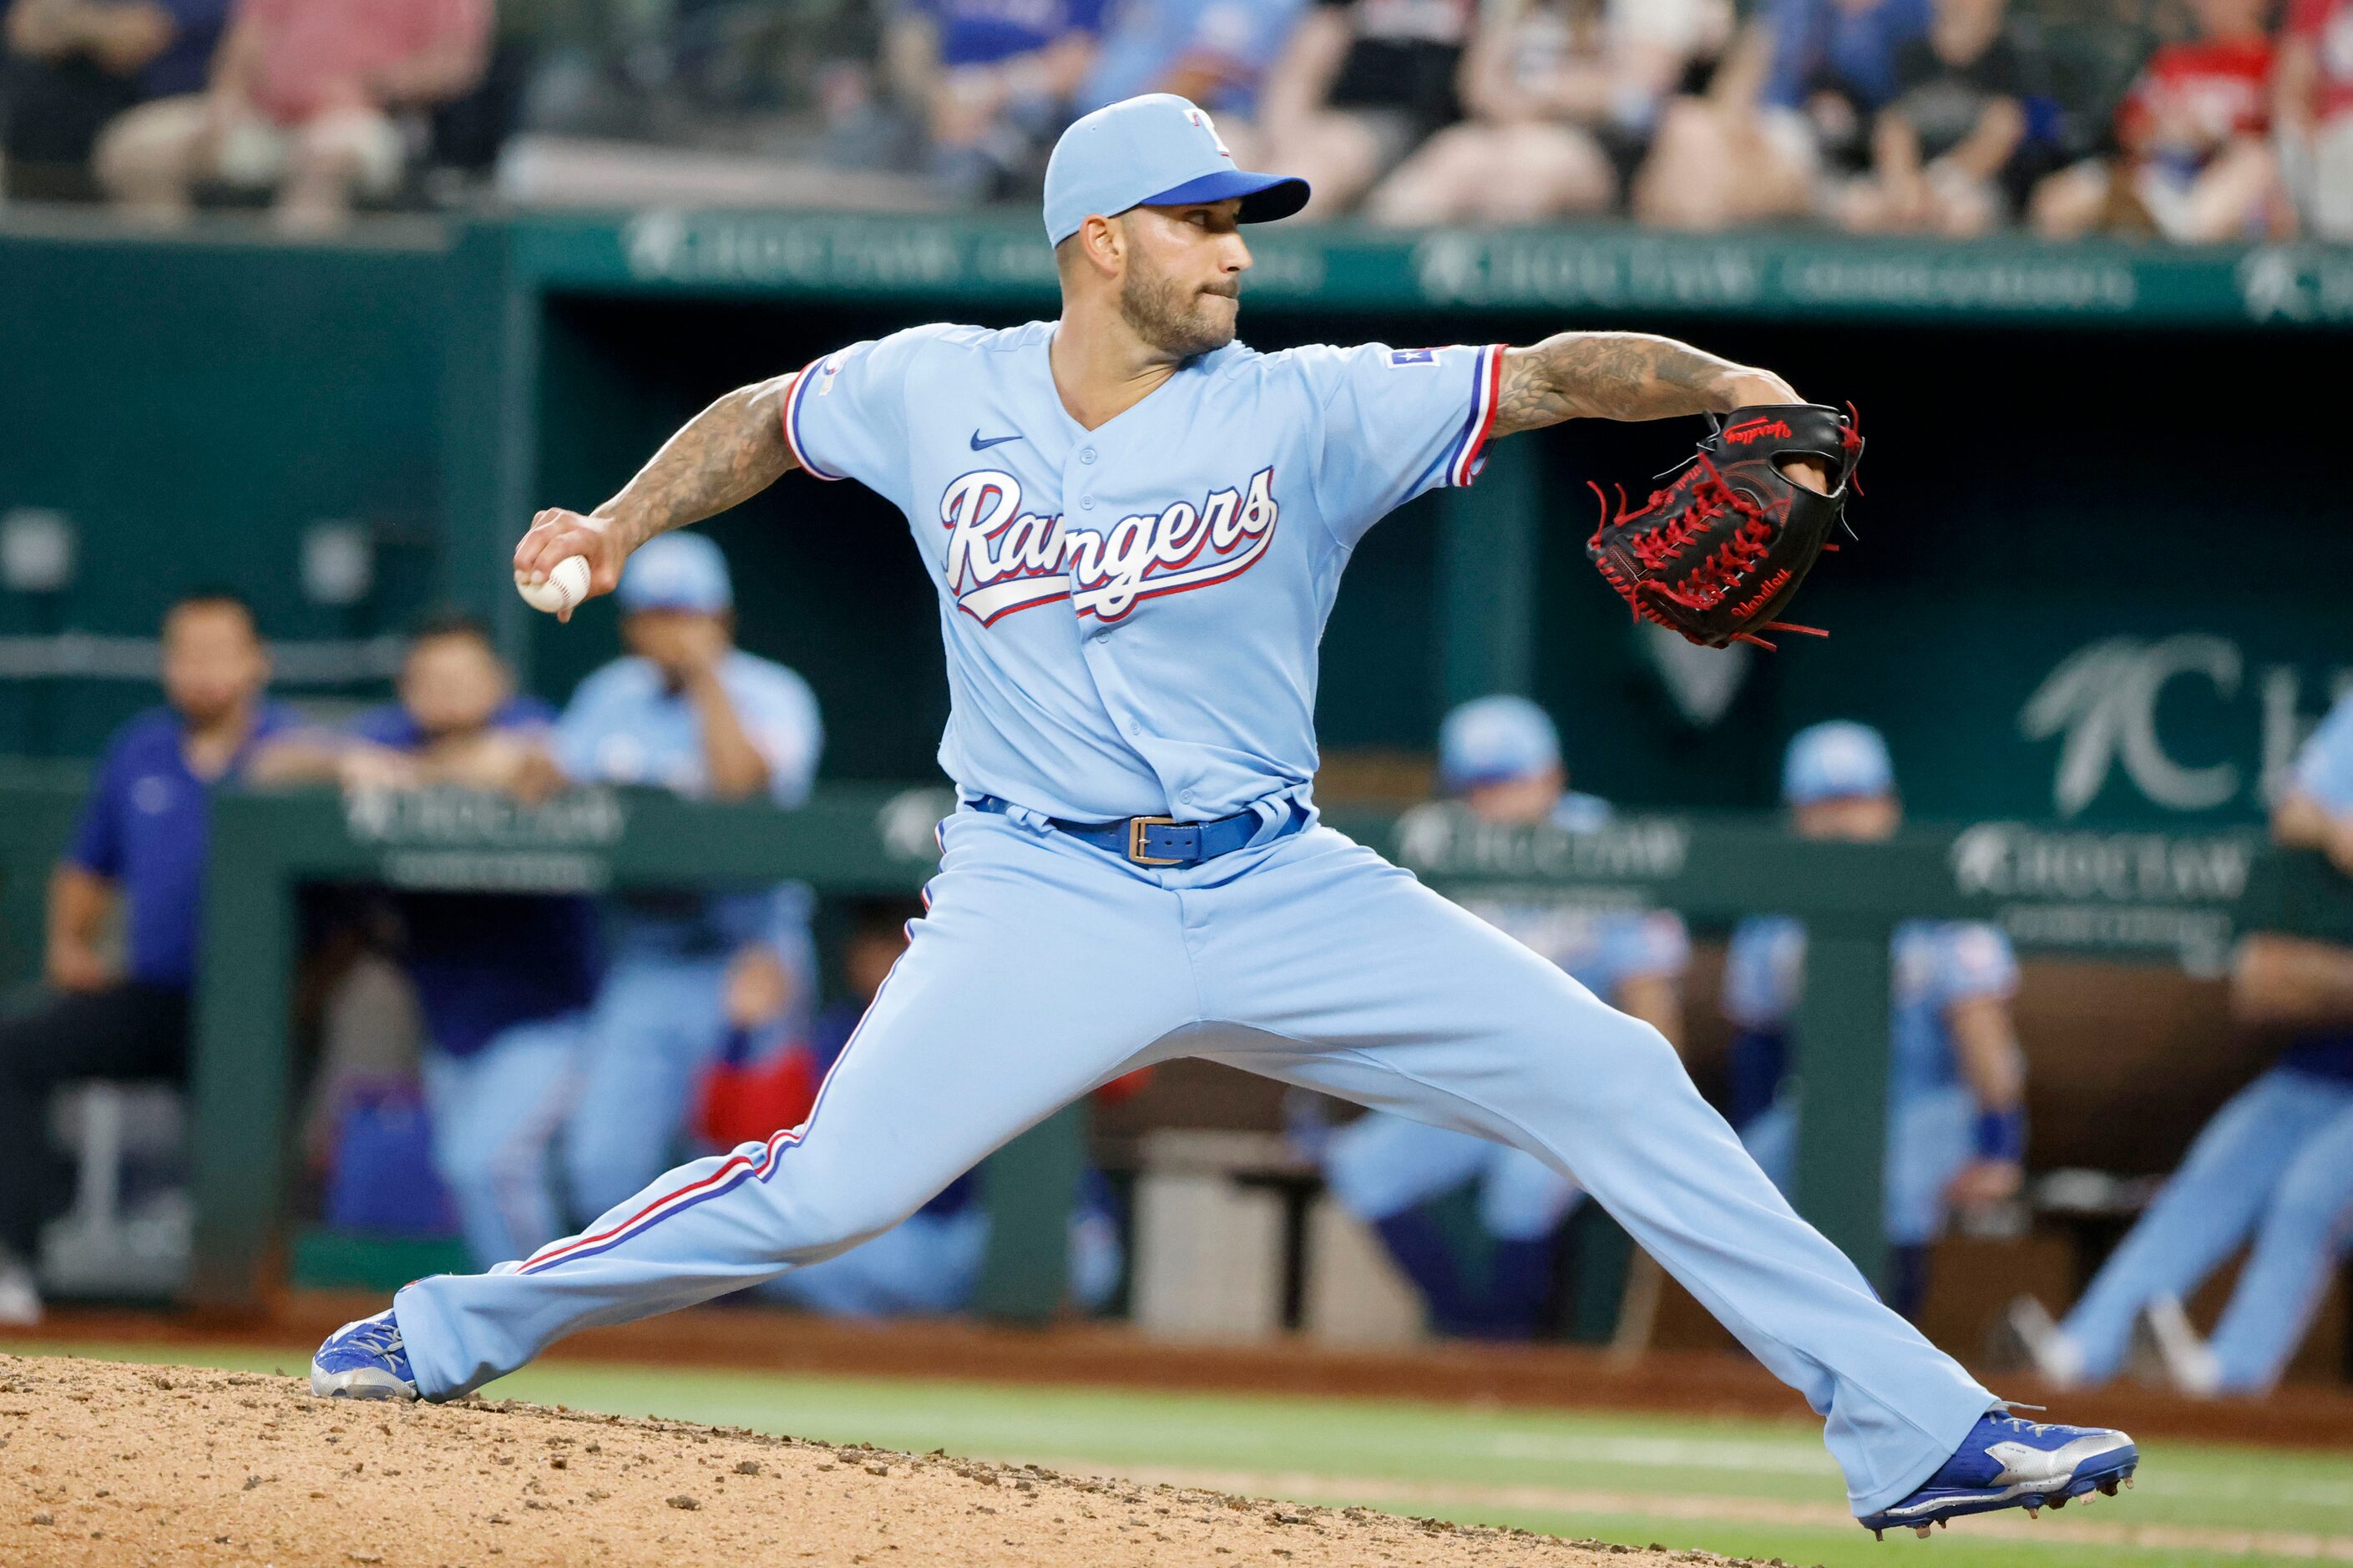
[0,1353,1782,1566]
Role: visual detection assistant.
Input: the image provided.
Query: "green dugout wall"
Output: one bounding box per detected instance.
[4,213,2350,824]
[159,781,2353,1307]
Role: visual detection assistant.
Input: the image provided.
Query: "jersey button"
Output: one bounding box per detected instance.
[1180,791,1194,805]
[1080,496,1096,510]
[1127,722,1141,736]
[1093,631,1110,645]
[1080,448,1097,464]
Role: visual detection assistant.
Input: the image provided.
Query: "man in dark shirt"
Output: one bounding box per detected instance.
[255,612,600,1269]
[1838,0,2033,235]
[1257,0,1476,215]
[2,0,229,197]
[0,590,290,1323]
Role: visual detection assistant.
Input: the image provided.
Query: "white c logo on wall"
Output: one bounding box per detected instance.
[2018,635,2241,817]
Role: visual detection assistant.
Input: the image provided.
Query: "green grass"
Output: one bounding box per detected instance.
[20,1340,2346,1568]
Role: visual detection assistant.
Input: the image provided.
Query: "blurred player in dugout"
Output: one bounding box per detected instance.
[554,532,823,1225]
[0,590,294,1324]
[1726,721,2029,1323]
[1313,695,1690,1338]
[2011,685,2353,1396]
[252,612,602,1270]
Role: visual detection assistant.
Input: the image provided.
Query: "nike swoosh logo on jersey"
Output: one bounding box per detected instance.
[969,431,1022,450]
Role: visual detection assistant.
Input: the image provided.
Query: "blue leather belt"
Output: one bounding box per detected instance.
[971,795,1288,867]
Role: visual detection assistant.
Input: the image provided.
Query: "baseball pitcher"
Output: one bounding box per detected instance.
[313,93,2136,1538]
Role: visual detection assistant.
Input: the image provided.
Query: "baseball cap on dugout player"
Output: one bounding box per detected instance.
[1043,94,1310,246]
[617,532,733,615]
[1781,721,1895,806]
[1439,696,1562,793]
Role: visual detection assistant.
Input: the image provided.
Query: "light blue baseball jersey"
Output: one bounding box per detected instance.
[1723,916,2017,1103]
[556,650,824,948]
[782,322,1504,822]
[1460,793,1690,997]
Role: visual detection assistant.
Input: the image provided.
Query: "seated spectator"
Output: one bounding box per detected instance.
[757,901,1123,1318]
[1078,0,1308,166]
[95,0,490,232]
[1836,0,2030,236]
[1362,0,1731,226]
[1257,0,1481,219]
[253,612,598,1270]
[887,0,1106,205]
[1,0,227,199]
[2030,0,2287,242]
[2276,0,2353,240]
[0,591,291,1325]
[1634,0,1931,230]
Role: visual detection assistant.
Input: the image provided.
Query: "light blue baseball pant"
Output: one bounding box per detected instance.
[759,1204,1124,1318]
[1324,1111,1583,1241]
[761,1210,991,1318]
[562,950,731,1223]
[1742,1086,1977,1250]
[2061,1066,2353,1390]
[420,1014,586,1270]
[395,811,1993,1517]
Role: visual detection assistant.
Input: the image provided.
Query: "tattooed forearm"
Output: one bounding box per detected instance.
[598,375,801,550]
[1490,333,1797,436]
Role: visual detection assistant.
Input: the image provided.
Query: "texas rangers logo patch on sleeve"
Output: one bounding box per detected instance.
[1388,349,1439,367]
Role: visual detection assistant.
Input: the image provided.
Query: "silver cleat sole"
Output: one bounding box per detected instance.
[309,1364,417,1401]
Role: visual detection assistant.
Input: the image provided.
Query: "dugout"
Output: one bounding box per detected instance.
[4,211,2353,1358]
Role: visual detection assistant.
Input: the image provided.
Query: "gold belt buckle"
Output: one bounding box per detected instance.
[1126,815,1185,867]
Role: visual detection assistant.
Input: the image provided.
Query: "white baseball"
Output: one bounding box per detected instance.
[515,554,592,615]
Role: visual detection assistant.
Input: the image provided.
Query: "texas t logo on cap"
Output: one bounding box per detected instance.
[1187,107,1235,160]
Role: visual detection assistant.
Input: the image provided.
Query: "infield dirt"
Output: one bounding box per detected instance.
[0,1353,1794,1568]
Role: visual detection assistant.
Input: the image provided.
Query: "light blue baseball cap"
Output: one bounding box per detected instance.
[1043,94,1309,247]
[617,532,733,615]
[1782,721,1895,806]
[1440,696,1562,792]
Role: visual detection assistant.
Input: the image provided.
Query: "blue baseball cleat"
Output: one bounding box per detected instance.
[1860,1411,2137,1540]
[309,1308,418,1401]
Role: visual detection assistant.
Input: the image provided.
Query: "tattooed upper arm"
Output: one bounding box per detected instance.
[737,373,802,481]
[1490,333,1789,436]
[603,373,802,548]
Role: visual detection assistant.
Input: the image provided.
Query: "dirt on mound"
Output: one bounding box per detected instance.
[0,1353,1802,1568]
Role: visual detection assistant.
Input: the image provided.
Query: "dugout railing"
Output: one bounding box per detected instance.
[193,784,2353,1312]
[2,774,2348,1316]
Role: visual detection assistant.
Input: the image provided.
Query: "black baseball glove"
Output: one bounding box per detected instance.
[1585,403,1863,650]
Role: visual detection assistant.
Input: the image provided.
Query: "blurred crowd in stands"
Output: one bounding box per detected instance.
[3,0,2349,240]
